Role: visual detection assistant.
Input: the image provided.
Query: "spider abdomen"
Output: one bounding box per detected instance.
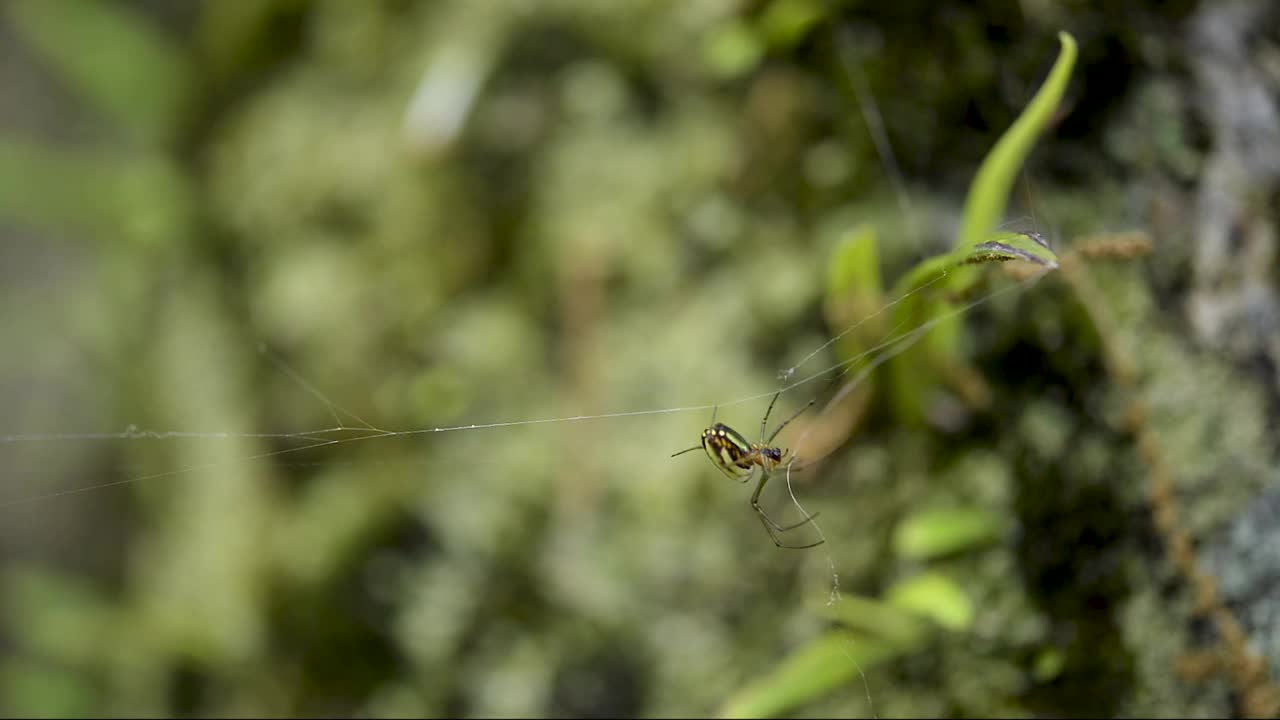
[701,423,756,478]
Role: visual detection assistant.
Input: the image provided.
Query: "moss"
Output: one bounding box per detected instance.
[2,1,1275,717]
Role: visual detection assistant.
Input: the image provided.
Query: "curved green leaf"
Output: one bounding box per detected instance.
[824,225,885,363]
[7,0,193,144]
[705,19,765,78]
[818,593,932,649]
[720,631,902,719]
[886,572,975,632]
[759,0,825,50]
[961,230,1058,268]
[892,506,1007,560]
[958,32,1078,253]
[0,137,193,248]
[882,32,1076,425]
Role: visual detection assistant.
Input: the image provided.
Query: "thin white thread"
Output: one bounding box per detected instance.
[837,30,918,254]
[0,269,1048,510]
[776,298,965,608]
[0,273,982,448]
[785,271,947,376]
[841,638,879,720]
[774,268,1051,717]
[258,342,384,432]
[0,427,382,443]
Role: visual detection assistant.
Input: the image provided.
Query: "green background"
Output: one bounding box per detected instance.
[2,1,1278,717]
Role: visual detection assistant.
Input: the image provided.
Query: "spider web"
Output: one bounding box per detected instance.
[0,31,1060,719]
[0,241,1049,719]
[0,268,1042,508]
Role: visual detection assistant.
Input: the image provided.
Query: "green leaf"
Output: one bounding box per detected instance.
[882,253,957,427]
[817,593,932,649]
[720,631,904,719]
[881,32,1076,425]
[826,225,883,303]
[720,594,940,717]
[887,231,1058,304]
[2,567,114,666]
[946,31,1076,294]
[0,136,193,247]
[959,230,1058,269]
[1033,647,1067,682]
[824,225,885,363]
[886,572,975,632]
[705,19,765,79]
[892,507,1007,560]
[892,31,1075,298]
[0,659,96,718]
[958,32,1078,254]
[7,0,192,144]
[759,0,825,50]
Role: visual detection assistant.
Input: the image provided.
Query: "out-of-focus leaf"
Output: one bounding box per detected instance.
[886,572,975,632]
[0,659,96,718]
[883,32,1076,425]
[957,32,1078,253]
[720,631,903,719]
[960,231,1058,269]
[883,265,953,427]
[813,224,887,442]
[1033,647,1067,682]
[705,19,765,79]
[826,225,883,306]
[0,138,90,231]
[817,593,932,649]
[759,0,825,49]
[888,231,1058,305]
[0,137,192,247]
[7,0,193,144]
[892,506,1007,560]
[824,224,884,364]
[2,567,113,665]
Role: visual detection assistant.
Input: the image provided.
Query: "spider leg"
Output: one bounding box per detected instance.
[781,456,820,473]
[759,390,782,443]
[758,515,824,549]
[749,469,824,549]
[765,398,816,445]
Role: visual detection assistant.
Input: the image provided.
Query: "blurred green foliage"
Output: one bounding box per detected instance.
[892,506,1007,561]
[7,0,192,145]
[885,31,1073,427]
[0,1,1268,718]
[726,37,1071,712]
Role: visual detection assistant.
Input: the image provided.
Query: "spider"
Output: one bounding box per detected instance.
[671,390,823,549]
